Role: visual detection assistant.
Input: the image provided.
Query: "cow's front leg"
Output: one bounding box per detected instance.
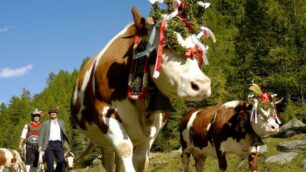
[114,151,123,172]
[248,146,259,172]
[104,117,134,172]
[97,104,135,172]
[133,112,167,172]
[100,147,116,172]
[75,141,95,162]
[132,141,151,172]
[100,146,123,172]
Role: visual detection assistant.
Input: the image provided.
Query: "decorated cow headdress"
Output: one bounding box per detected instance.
[128,0,215,100]
[148,0,215,77]
[248,83,283,124]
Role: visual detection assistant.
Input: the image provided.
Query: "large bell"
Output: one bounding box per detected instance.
[146,87,176,114]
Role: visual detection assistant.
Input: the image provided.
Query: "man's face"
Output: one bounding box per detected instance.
[49,112,57,119]
[33,116,40,122]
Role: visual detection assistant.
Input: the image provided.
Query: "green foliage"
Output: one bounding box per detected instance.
[282,99,306,123]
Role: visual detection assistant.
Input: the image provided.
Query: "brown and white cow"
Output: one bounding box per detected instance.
[0,148,25,172]
[71,3,214,172]
[179,98,281,172]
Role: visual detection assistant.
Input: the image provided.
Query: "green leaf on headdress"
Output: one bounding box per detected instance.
[249,83,263,95]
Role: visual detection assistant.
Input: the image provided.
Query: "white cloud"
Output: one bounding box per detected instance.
[0,65,33,78]
[0,27,8,32]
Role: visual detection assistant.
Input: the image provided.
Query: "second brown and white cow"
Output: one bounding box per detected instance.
[179,97,281,172]
[0,148,25,172]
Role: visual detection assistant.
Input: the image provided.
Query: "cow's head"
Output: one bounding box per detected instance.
[64,150,75,169]
[132,0,215,101]
[248,83,282,137]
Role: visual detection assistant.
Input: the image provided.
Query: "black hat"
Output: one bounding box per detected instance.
[48,107,58,114]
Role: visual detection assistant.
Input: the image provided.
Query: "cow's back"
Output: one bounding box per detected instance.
[76,24,136,103]
[71,24,136,131]
[180,104,221,148]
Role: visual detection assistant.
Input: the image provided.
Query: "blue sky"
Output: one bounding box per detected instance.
[0,0,151,104]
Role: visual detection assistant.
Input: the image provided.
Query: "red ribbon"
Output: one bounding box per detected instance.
[134,35,141,46]
[185,45,203,67]
[180,17,194,32]
[178,1,185,10]
[260,93,270,103]
[153,20,167,77]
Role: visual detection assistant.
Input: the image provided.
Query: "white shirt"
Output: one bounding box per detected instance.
[49,119,61,141]
[20,125,28,139]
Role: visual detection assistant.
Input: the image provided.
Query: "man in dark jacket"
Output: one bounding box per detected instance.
[38,107,69,172]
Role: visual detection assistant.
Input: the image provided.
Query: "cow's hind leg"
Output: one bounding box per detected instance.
[192,150,207,172]
[181,148,191,172]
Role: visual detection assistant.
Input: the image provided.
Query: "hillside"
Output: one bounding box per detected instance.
[73,134,306,172]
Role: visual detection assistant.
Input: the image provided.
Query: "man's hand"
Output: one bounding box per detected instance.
[38,151,45,164]
[38,146,42,153]
[18,144,23,151]
[19,144,25,160]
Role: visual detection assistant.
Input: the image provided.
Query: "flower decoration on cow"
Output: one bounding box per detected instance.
[149,0,215,74]
[248,83,283,126]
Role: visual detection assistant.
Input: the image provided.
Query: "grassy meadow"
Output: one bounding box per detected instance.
[73,134,306,172]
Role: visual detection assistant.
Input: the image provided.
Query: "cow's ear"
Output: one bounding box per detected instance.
[242,101,253,110]
[236,101,252,111]
[132,6,148,35]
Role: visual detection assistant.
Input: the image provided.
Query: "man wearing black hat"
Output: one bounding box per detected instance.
[19,108,42,172]
[38,107,69,172]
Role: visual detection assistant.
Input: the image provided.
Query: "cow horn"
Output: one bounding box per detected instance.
[274,97,284,104]
[200,26,216,43]
[64,150,70,158]
[197,2,211,9]
[148,0,165,4]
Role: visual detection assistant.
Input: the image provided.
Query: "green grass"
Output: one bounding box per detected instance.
[73,134,306,172]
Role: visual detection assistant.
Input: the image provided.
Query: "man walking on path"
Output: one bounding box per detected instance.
[19,108,42,172]
[39,107,69,172]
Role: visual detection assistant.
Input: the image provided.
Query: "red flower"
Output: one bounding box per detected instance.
[260,93,270,103]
